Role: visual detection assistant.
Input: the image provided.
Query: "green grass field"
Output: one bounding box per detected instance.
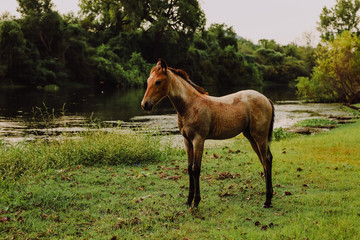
[1,120,359,239]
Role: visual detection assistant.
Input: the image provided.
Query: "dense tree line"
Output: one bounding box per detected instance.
[0,0,314,89]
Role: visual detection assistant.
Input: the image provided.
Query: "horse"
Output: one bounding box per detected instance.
[141,59,275,208]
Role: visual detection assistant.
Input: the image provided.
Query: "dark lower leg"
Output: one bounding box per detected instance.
[186,165,194,206]
[192,165,201,208]
[263,150,273,208]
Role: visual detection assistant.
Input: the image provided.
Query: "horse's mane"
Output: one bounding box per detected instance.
[152,66,208,95]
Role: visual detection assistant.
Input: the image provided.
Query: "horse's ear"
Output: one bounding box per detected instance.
[157,58,167,72]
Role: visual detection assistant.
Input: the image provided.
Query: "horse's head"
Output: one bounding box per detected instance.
[141,59,170,111]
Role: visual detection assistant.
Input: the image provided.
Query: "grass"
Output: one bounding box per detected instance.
[294,118,338,127]
[0,130,166,180]
[1,121,360,239]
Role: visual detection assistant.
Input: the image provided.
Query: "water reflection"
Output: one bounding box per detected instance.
[0,84,296,121]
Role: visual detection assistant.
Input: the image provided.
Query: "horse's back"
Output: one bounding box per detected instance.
[205,90,273,139]
[209,90,271,111]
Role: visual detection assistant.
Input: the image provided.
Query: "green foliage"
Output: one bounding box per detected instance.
[184,24,266,86]
[0,0,314,88]
[273,127,295,141]
[297,31,360,103]
[93,47,151,87]
[318,0,360,41]
[296,76,325,101]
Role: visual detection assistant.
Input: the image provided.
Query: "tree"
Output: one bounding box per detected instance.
[14,0,96,85]
[79,0,205,62]
[318,0,360,41]
[0,20,27,82]
[184,24,263,86]
[296,31,360,103]
[17,0,53,16]
[79,0,131,38]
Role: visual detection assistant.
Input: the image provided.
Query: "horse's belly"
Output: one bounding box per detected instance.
[207,131,240,140]
[207,114,246,140]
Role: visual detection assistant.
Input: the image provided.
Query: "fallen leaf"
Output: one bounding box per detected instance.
[217,171,237,180]
[261,225,268,230]
[116,220,127,229]
[283,191,292,196]
[60,174,72,181]
[219,192,235,197]
[0,216,10,223]
[166,175,182,181]
[158,172,168,178]
[16,215,23,223]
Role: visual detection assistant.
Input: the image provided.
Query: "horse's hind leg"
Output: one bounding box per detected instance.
[244,130,273,208]
[263,146,273,208]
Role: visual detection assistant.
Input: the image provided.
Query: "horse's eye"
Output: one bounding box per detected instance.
[155,80,161,86]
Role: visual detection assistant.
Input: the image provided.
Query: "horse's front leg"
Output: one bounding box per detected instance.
[184,137,194,207]
[192,136,205,208]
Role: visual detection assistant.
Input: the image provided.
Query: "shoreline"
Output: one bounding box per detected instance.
[0,102,357,145]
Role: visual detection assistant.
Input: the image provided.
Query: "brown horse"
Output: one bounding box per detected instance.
[141,59,275,208]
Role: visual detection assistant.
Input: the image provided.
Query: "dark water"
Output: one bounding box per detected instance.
[0,84,297,121]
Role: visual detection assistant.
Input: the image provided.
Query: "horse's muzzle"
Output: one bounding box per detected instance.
[141,101,153,111]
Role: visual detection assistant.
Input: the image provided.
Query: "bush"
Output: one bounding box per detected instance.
[273,127,295,141]
[296,31,360,103]
[93,46,151,87]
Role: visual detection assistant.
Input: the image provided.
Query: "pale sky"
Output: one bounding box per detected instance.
[1,0,338,45]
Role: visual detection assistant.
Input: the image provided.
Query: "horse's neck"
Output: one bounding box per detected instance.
[167,74,200,116]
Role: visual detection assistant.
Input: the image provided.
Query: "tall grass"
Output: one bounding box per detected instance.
[0,130,166,180]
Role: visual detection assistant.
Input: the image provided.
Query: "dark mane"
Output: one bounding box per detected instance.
[151,65,208,95]
[169,67,208,95]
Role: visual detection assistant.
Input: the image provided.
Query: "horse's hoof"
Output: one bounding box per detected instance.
[262,204,272,208]
[190,206,199,213]
[185,200,193,207]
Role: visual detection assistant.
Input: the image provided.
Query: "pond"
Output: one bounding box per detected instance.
[0,83,297,121]
[1,83,352,145]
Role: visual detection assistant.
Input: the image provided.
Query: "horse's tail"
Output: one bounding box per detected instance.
[268,100,275,143]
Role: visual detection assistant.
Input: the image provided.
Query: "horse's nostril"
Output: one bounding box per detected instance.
[142,101,152,111]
